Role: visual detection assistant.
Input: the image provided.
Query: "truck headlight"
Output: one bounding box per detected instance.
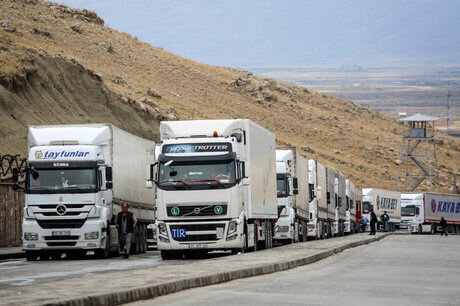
[226,220,238,240]
[24,232,38,241]
[158,223,169,242]
[84,231,99,240]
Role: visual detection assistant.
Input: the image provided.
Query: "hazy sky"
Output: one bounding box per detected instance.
[59,0,460,68]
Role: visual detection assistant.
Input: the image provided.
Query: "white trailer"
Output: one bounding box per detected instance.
[362,188,401,232]
[402,193,460,234]
[273,147,309,244]
[307,160,328,239]
[345,179,360,234]
[149,119,277,259]
[22,124,156,260]
[325,166,338,237]
[334,171,347,236]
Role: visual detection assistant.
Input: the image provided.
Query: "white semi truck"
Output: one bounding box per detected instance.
[325,166,338,237]
[307,160,328,239]
[362,188,401,232]
[21,124,156,261]
[273,147,309,244]
[334,171,346,236]
[401,193,460,234]
[345,179,360,234]
[148,119,277,259]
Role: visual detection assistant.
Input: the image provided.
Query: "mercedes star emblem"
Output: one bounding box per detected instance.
[56,204,67,216]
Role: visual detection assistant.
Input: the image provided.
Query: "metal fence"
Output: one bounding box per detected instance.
[0,155,27,247]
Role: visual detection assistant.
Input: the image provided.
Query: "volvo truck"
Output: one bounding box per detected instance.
[401,193,460,234]
[307,160,328,240]
[148,119,277,259]
[21,124,156,261]
[362,188,401,232]
[273,147,309,244]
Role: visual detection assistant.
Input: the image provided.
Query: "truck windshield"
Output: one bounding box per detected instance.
[402,205,416,216]
[27,168,97,194]
[158,160,236,190]
[277,178,288,198]
[362,201,372,213]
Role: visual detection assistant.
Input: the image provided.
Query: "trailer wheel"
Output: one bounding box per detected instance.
[430,224,436,234]
[25,251,39,261]
[301,220,307,242]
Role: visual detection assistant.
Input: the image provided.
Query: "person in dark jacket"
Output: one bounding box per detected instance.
[440,217,448,237]
[369,207,377,235]
[380,211,390,232]
[115,203,137,258]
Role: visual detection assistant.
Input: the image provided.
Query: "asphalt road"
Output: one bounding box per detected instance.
[0,250,231,288]
[130,235,460,306]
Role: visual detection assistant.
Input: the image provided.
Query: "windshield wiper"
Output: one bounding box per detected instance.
[160,180,191,188]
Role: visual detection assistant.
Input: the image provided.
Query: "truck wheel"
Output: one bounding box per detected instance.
[161,250,173,260]
[430,224,436,234]
[25,251,39,261]
[50,252,62,260]
[301,220,307,242]
[418,225,422,234]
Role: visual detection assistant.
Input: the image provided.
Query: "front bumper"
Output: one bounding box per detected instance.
[22,219,106,251]
[157,220,244,251]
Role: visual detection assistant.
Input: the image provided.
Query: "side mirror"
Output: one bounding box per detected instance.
[293,177,298,189]
[145,181,154,189]
[106,182,113,189]
[293,189,299,195]
[106,167,113,182]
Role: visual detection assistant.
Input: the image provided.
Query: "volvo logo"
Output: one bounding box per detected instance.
[56,204,67,216]
[193,207,201,214]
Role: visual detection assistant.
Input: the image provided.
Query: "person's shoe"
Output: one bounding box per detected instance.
[123,254,128,258]
[126,253,130,259]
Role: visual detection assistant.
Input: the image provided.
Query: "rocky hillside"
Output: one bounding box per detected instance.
[0,0,459,192]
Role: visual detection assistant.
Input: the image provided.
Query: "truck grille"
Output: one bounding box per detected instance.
[169,223,225,242]
[37,219,86,229]
[41,212,83,216]
[32,204,88,209]
[166,204,227,217]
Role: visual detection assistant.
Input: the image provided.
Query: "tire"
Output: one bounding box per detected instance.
[418,224,422,234]
[161,250,173,260]
[25,251,39,261]
[320,221,325,239]
[430,224,436,234]
[253,222,259,251]
[50,252,61,260]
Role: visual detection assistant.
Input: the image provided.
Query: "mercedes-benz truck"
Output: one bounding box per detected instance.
[148,119,277,259]
[307,160,328,239]
[401,193,460,234]
[273,147,309,244]
[22,124,156,261]
[362,188,401,232]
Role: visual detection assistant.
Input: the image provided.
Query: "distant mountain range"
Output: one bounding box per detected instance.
[59,0,460,68]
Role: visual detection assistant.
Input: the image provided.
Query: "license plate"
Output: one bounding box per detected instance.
[188,243,207,249]
[52,231,70,236]
[171,228,186,239]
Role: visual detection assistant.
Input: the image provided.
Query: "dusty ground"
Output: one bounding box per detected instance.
[0,0,459,192]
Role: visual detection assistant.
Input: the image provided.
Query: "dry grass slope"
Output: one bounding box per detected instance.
[0,0,459,192]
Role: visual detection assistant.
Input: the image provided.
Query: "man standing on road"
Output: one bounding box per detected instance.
[360,216,368,233]
[380,211,390,232]
[440,217,448,237]
[115,203,137,258]
[369,207,377,235]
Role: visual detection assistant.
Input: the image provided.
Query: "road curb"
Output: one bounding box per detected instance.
[0,252,24,260]
[47,234,390,306]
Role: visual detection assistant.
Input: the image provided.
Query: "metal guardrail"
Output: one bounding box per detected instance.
[0,154,27,182]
